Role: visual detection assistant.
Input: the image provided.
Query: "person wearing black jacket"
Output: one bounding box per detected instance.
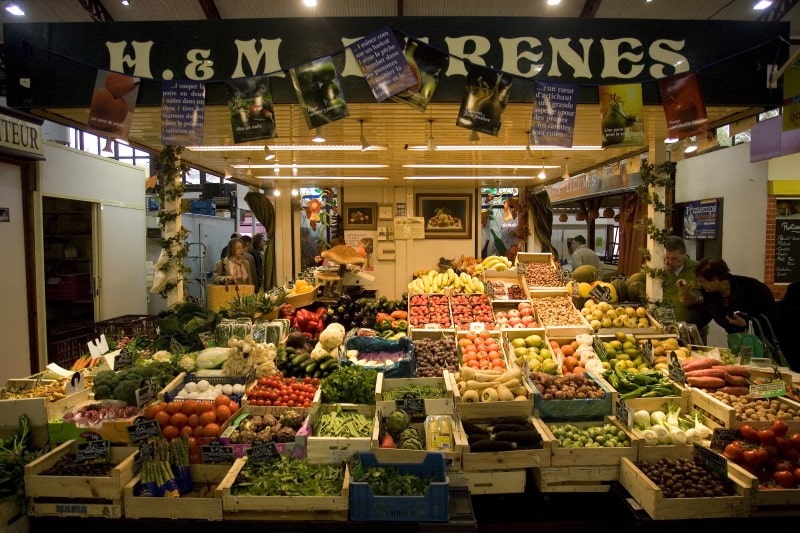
[681,257,780,334]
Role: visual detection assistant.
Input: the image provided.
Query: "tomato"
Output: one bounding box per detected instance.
[738,424,759,444]
[794,467,800,483]
[775,436,792,453]
[771,419,789,438]
[789,432,800,451]
[762,443,779,460]
[773,470,795,488]
[775,460,794,472]
[742,449,763,468]
[757,429,777,446]
[723,442,744,463]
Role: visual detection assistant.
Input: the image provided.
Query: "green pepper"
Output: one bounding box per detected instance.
[650,385,676,397]
[607,371,620,389]
[619,385,648,400]
[393,319,408,331]
[378,318,393,331]
[630,373,659,386]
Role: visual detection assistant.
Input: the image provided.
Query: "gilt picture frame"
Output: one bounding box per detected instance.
[415,193,473,239]
[343,203,378,230]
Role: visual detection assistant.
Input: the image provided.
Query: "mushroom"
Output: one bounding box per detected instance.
[317,270,342,282]
[321,244,366,266]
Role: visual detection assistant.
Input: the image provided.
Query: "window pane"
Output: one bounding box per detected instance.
[184,168,201,185]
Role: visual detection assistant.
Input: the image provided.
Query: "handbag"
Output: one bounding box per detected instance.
[207,279,255,312]
[727,320,765,360]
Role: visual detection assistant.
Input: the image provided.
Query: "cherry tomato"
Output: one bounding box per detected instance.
[794,467,800,483]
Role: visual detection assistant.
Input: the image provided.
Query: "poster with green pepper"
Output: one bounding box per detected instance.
[290,56,349,129]
[226,76,276,143]
[599,83,644,148]
[456,64,512,136]
[390,37,449,112]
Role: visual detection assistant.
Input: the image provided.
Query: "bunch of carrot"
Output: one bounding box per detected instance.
[69,355,103,371]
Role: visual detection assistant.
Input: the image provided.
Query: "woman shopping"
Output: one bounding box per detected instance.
[211,237,251,285]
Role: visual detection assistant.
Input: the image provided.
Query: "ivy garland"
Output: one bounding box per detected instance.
[634,159,676,284]
[154,145,192,297]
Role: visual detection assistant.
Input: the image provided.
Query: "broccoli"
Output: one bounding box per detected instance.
[92,384,114,400]
[93,370,117,388]
[113,381,140,406]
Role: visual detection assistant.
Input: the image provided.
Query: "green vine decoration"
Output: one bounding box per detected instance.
[154,145,191,297]
[634,158,676,285]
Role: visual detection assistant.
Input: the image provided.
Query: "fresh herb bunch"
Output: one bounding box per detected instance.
[354,465,432,496]
[320,366,378,404]
[232,455,343,497]
[0,415,43,502]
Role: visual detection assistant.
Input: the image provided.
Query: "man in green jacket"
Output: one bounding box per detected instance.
[662,236,710,343]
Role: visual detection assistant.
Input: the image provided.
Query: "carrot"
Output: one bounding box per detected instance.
[681,357,717,372]
[684,367,727,379]
[719,386,750,396]
[721,365,751,378]
[686,376,726,389]
[71,356,89,371]
[724,373,748,386]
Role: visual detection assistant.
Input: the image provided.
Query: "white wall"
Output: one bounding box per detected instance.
[0,162,32,382]
[675,142,769,346]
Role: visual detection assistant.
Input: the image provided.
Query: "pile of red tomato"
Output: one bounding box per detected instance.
[143,394,238,446]
[722,419,800,488]
[244,374,319,408]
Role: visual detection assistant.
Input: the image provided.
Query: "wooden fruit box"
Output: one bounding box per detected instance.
[529,292,593,338]
[482,270,526,303]
[596,310,663,336]
[217,457,349,521]
[515,253,564,292]
[460,415,551,471]
[449,469,527,495]
[123,464,230,520]
[531,371,616,421]
[370,409,466,471]
[305,403,374,464]
[375,373,454,416]
[618,455,751,520]
[25,440,137,518]
[540,415,640,467]
[0,495,28,533]
[450,369,534,420]
[689,388,800,431]
[533,465,621,493]
[726,460,800,515]
[617,395,695,463]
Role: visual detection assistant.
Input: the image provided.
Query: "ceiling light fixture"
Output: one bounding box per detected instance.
[359,119,373,152]
[684,136,698,154]
[404,175,539,180]
[469,130,480,142]
[547,0,562,5]
[404,164,557,169]
[404,144,603,152]
[273,188,281,197]
[426,119,436,151]
[231,163,388,169]
[753,1,773,10]
[264,144,276,161]
[4,3,24,16]
[291,188,299,197]
[121,0,130,5]
[101,138,114,156]
[664,136,679,144]
[312,127,326,143]
[538,162,547,180]
[302,0,317,6]
[562,158,570,180]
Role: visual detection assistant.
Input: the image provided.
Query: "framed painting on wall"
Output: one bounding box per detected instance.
[415,193,473,239]
[343,203,378,230]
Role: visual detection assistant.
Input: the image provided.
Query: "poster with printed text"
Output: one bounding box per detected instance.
[530,80,578,147]
[351,27,416,102]
[161,81,205,146]
[226,76,276,143]
[290,56,349,129]
[456,64,512,136]
[599,83,644,148]
[87,70,140,140]
[783,58,800,132]
[390,38,450,112]
[658,71,708,140]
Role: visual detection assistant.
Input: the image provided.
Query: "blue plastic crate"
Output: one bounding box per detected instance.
[349,452,449,522]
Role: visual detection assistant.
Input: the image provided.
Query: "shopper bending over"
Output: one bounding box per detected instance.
[211,237,251,285]
[679,257,779,334]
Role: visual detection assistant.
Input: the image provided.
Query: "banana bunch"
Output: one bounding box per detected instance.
[407,268,485,294]
[473,254,513,274]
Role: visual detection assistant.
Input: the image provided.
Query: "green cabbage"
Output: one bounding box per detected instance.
[195,347,231,370]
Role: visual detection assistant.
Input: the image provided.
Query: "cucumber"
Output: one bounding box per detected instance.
[319,358,339,371]
[291,352,310,367]
[304,361,318,375]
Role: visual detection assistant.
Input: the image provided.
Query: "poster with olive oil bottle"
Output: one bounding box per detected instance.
[456,64,512,136]
[390,37,450,112]
[226,76,276,143]
[290,56,349,129]
[599,83,644,148]
[87,70,140,140]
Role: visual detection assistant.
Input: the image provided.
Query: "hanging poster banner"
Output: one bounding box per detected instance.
[351,26,416,102]
[290,56,349,129]
[226,76,276,143]
[390,38,449,112]
[599,83,644,148]
[456,64,512,136]
[87,70,140,140]
[658,71,708,140]
[682,198,719,240]
[783,57,800,132]
[161,80,205,145]
[530,80,578,148]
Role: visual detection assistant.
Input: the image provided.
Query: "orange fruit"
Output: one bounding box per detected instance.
[170,412,189,428]
[214,394,231,407]
[187,413,200,428]
[216,405,232,423]
[143,403,162,420]
[203,423,221,438]
[193,425,205,437]
[180,425,194,438]
[561,344,575,357]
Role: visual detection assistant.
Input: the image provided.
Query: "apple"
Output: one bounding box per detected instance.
[521,315,536,325]
[513,322,526,328]
[507,309,520,318]
[518,302,533,311]
[519,308,534,318]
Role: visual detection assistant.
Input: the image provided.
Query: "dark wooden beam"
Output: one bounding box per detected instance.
[78,0,114,22]
[198,0,222,19]
[757,0,800,22]
[580,0,603,18]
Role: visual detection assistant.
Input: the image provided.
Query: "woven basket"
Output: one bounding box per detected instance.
[284,287,317,308]
[207,282,255,312]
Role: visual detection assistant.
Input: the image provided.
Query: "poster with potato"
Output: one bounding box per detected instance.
[87,70,139,139]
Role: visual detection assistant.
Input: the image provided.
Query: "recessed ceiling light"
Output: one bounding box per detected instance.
[547,0,562,5]
[5,3,24,16]
[404,176,539,180]
[753,1,773,10]
[302,0,317,6]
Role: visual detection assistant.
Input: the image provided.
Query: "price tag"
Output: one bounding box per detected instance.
[710,428,739,452]
[139,440,155,460]
[76,439,111,464]
[135,378,159,408]
[127,418,162,445]
[693,443,728,481]
[749,381,786,398]
[616,398,631,428]
[201,442,235,464]
[246,442,280,462]
[346,452,364,480]
[114,346,134,371]
[469,322,485,333]
[589,284,612,303]
[593,335,608,360]
[396,397,425,417]
[424,323,440,330]
[640,340,654,364]
[668,351,686,385]
[739,345,753,365]
[66,372,85,396]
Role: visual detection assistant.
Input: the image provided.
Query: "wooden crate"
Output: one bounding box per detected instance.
[449,469,527,494]
[25,440,137,518]
[596,310,663,336]
[618,455,751,520]
[529,292,593,338]
[689,388,800,431]
[0,496,28,533]
[727,461,800,515]
[370,409,466,471]
[533,465,621,493]
[618,395,696,462]
[482,270,526,303]
[460,416,551,471]
[451,375,534,421]
[540,416,640,467]
[305,403,374,464]
[217,457,349,521]
[123,464,229,520]
[375,373,454,416]
[532,371,617,421]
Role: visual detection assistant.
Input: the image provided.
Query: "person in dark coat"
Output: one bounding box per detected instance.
[777,281,800,370]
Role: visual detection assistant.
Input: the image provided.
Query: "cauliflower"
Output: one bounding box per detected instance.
[152,350,172,364]
[178,354,197,373]
[318,323,345,351]
[310,341,331,361]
